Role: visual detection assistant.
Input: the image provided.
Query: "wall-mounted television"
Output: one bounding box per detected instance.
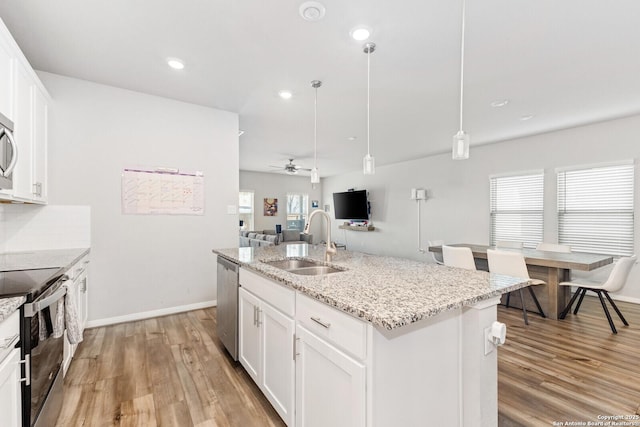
[333,190,369,220]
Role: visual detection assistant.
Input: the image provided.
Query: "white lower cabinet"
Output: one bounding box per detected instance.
[238,286,295,426]
[0,310,22,427]
[294,324,366,427]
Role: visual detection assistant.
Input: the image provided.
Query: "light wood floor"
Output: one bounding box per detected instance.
[56,297,640,426]
[498,296,640,426]
[56,308,285,427]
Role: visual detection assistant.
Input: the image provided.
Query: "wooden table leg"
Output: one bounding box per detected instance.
[527,266,570,320]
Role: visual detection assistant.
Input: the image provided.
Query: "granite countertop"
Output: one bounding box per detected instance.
[0,296,26,322]
[0,248,90,272]
[213,244,530,330]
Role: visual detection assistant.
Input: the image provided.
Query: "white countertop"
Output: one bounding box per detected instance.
[0,296,26,322]
[213,244,530,330]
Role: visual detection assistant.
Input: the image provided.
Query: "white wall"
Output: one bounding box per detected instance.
[240,171,323,239]
[323,114,640,302]
[38,72,239,323]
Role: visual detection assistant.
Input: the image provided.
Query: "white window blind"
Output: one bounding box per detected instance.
[557,162,634,256]
[490,172,544,249]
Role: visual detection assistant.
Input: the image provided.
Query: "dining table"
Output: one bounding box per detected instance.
[429,243,614,319]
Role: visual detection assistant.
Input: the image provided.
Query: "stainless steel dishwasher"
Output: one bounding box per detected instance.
[216,256,239,360]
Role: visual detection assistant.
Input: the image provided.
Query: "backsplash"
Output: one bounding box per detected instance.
[0,205,90,252]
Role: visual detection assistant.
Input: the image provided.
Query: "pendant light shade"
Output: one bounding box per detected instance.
[452,0,470,160]
[311,80,322,185]
[363,42,376,175]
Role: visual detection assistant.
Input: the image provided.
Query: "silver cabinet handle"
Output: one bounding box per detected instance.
[1,334,19,349]
[32,182,42,197]
[0,128,18,177]
[310,316,331,329]
[253,306,257,326]
[256,308,262,327]
[20,355,30,386]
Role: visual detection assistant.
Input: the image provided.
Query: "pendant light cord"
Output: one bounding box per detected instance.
[458,0,467,132]
[367,46,371,155]
[314,85,318,168]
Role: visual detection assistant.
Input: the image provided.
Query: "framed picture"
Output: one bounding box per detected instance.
[264,198,278,216]
[311,200,319,208]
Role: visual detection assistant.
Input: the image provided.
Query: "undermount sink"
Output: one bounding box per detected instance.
[263,258,345,276]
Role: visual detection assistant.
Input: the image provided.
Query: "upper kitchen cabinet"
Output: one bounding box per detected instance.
[0,18,49,204]
[0,29,13,121]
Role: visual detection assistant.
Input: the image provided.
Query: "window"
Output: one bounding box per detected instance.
[239,191,254,230]
[490,172,544,249]
[286,193,309,231]
[557,162,634,256]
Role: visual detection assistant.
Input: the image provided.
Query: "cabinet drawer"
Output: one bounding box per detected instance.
[0,310,20,362]
[296,293,367,360]
[240,269,295,317]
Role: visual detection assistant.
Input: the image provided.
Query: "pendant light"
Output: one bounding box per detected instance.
[363,42,376,175]
[310,80,321,185]
[452,0,470,160]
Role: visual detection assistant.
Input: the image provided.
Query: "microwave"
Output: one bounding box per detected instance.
[0,111,17,190]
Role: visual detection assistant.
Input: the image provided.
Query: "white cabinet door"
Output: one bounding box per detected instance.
[12,61,34,200]
[31,87,47,202]
[295,324,366,427]
[77,272,88,332]
[0,35,13,121]
[261,302,295,426]
[0,348,22,427]
[238,287,261,383]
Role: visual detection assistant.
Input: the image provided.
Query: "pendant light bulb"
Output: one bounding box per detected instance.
[452,0,470,160]
[363,42,376,175]
[310,167,320,184]
[311,80,322,185]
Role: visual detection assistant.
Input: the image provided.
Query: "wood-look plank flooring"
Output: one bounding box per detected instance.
[56,308,285,427]
[498,295,640,426]
[56,298,640,426]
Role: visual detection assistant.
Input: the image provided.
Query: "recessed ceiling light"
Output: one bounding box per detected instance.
[520,114,535,121]
[278,90,293,100]
[238,130,245,136]
[167,58,185,70]
[299,1,326,21]
[350,27,371,41]
[490,99,509,107]
[347,136,357,141]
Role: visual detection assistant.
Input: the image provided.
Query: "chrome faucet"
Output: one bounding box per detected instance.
[304,210,337,262]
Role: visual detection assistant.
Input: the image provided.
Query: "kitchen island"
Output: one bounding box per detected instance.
[213,243,530,427]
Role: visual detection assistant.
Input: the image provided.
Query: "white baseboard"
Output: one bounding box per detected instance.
[609,294,640,305]
[86,300,217,328]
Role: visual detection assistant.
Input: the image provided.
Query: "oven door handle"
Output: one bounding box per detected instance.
[24,285,68,318]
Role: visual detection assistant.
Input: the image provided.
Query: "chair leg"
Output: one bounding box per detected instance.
[596,290,618,334]
[603,291,629,326]
[505,292,511,308]
[528,287,546,318]
[573,288,587,315]
[560,287,583,319]
[518,288,529,325]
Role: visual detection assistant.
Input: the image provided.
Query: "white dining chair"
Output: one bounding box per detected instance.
[442,245,476,270]
[496,240,524,249]
[487,249,546,325]
[559,255,636,334]
[536,242,572,253]
[428,240,445,265]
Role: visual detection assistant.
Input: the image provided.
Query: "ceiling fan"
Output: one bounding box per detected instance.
[269,158,312,175]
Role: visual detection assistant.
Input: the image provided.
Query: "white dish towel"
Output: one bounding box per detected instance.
[62,282,83,345]
[38,282,83,344]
